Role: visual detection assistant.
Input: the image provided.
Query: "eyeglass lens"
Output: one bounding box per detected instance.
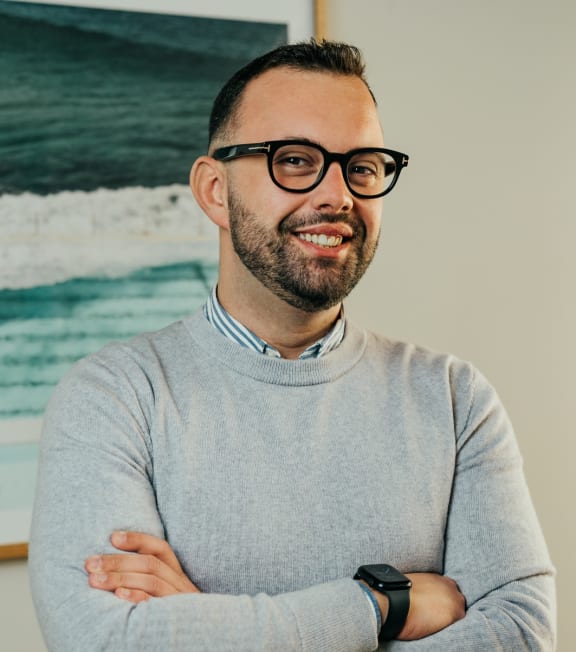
[271,143,397,196]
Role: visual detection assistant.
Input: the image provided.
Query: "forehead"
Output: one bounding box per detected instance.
[232,67,384,150]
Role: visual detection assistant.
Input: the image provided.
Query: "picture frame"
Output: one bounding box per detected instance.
[0,0,322,560]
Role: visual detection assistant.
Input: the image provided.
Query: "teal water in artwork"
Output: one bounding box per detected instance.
[0,261,218,419]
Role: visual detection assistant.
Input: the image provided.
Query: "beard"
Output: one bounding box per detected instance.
[227,190,379,312]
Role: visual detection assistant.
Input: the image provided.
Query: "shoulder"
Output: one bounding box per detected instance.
[47,318,194,418]
[360,324,477,387]
[70,319,190,380]
[356,324,503,439]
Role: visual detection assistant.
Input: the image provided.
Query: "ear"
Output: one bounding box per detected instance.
[189,156,230,229]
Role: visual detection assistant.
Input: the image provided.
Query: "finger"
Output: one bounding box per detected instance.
[110,531,182,572]
[115,587,151,604]
[106,531,200,594]
[86,553,163,576]
[88,570,176,597]
[85,553,198,594]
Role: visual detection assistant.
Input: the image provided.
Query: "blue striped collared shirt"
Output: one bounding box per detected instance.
[203,286,345,359]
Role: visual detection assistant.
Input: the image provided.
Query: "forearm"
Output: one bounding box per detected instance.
[383,574,556,651]
[30,569,378,652]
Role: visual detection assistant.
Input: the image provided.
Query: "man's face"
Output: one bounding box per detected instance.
[227,189,378,312]
[221,68,385,312]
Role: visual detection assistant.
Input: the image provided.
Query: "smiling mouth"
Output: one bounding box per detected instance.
[297,233,344,248]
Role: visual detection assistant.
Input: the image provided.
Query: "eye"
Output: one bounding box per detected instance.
[273,146,323,177]
[348,153,386,186]
[349,163,378,177]
[276,154,313,167]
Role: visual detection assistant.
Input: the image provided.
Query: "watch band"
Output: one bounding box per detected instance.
[378,581,410,640]
[354,564,411,641]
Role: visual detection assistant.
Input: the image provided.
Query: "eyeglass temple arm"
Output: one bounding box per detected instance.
[213,143,270,160]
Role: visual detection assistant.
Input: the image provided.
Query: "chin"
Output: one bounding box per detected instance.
[276,286,351,313]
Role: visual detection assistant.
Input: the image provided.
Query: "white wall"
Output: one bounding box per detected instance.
[1,1,573,650]
[327,1,574,649]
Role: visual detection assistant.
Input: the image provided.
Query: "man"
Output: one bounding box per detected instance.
[30,41,555,651]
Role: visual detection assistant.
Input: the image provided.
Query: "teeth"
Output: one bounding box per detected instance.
[298,233,343,248]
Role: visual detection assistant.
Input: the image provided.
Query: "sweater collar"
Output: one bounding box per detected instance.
[203,285,346,360]
[183,309,367,387]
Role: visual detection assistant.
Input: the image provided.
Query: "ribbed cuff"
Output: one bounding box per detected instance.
[279,578,379,651]
[356,580,382,634]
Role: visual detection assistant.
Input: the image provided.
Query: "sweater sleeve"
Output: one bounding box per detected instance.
[386,364,556,651]
[28,353,378,652]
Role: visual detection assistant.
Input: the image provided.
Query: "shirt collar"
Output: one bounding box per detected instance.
[203,285,345,359]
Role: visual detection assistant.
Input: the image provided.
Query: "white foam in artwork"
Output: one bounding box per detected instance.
[0,184,219,289]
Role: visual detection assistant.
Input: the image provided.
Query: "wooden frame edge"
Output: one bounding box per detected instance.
[0,543,29,561]
[314,0,328,40]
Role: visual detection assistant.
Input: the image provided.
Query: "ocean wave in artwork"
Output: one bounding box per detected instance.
[0,184,218,290]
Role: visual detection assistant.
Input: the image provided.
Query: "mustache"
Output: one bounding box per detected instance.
[279,211,366,237]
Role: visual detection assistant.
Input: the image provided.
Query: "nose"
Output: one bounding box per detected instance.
[310,161,354,213]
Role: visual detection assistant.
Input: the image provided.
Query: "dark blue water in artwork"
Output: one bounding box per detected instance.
[0,261,218,418]
[0,0,287,195]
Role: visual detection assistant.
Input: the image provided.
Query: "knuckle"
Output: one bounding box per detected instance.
[114,554,132,572]
[149,575,163,595]
[145,555,161,574]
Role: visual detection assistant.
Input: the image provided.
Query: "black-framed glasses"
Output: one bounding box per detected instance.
[212,140,409,199]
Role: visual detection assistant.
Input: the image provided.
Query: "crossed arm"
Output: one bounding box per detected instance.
[85,530,466,642]
[30,349,556,651]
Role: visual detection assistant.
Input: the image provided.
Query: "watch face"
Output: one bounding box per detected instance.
[358,564,412,590]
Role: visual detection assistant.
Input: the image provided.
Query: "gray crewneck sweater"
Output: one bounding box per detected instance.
[29,311,556,651]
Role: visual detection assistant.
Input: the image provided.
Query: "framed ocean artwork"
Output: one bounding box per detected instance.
[0,0,318,558]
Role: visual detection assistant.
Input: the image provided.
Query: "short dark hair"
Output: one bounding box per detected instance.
[208,39,375,149]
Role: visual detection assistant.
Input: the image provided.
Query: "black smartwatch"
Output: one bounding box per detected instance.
[354,564,412,640]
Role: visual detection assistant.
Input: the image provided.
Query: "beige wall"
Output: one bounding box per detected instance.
[2,1,573,650]
[327,0,574,649]
[0,560,44,651]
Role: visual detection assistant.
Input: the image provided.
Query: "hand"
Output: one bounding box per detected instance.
[370,572,465,641]
[85,531,200,603]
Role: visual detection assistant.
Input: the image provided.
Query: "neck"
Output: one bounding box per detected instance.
[216,276,342,360]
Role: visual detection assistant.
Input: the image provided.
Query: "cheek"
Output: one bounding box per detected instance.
[338,203,381,247]
[229,166,304,223]
[362,205,383,239]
